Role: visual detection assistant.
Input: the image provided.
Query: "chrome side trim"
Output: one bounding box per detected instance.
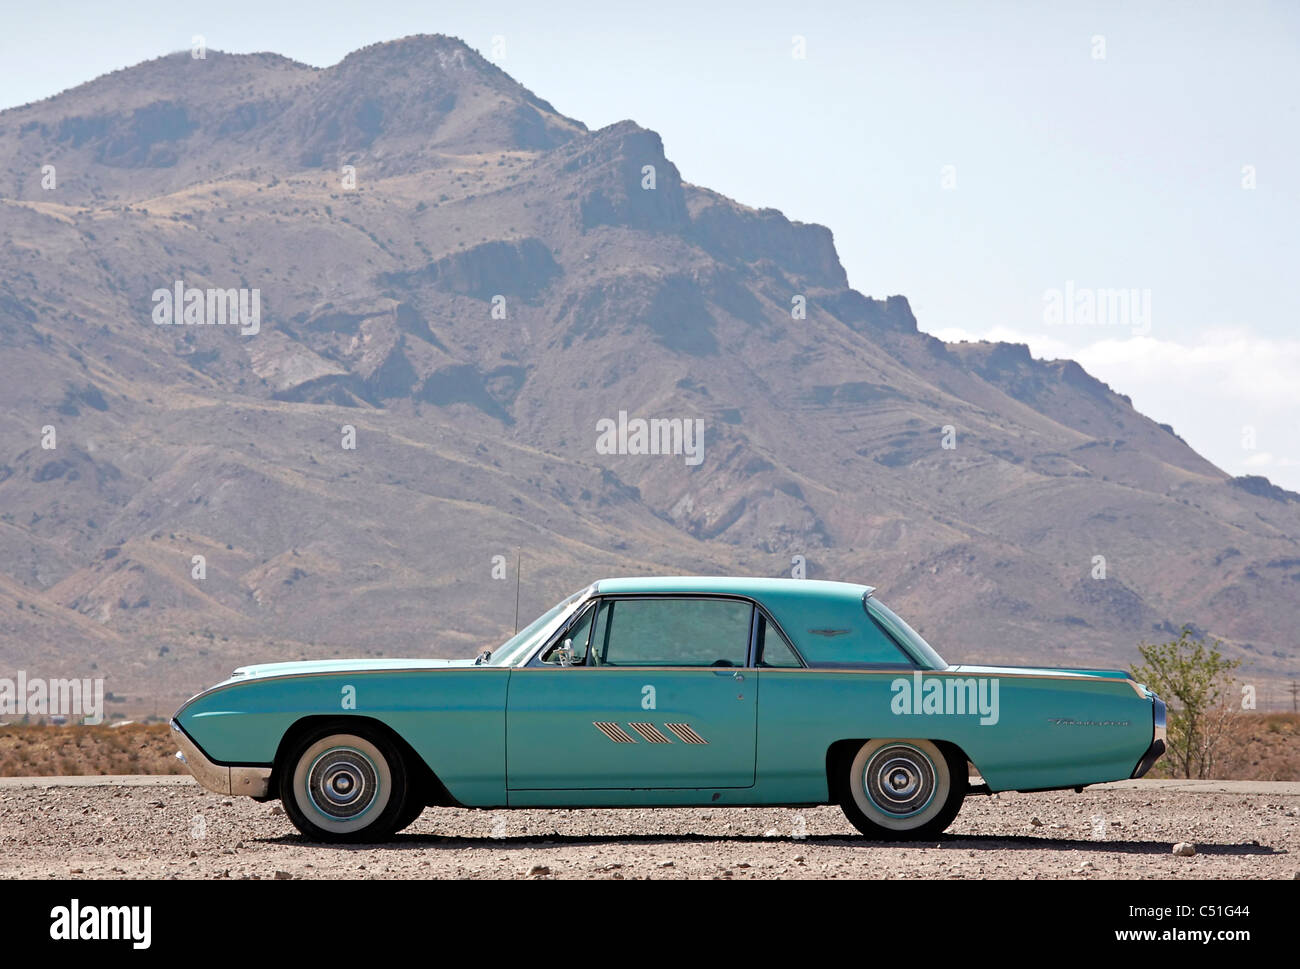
[174,665,503,718]
[171,719,271,798]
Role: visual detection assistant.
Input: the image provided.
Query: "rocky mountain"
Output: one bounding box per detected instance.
[0,35,1295,714]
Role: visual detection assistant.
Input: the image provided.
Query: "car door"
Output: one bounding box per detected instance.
[505,596,758,791]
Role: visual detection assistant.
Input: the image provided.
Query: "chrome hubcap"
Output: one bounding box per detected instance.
[865,745,935,817]
[307,748,378,820]
[883,762,919,799]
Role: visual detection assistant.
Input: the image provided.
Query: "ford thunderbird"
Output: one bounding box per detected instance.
[171,577,1166,842]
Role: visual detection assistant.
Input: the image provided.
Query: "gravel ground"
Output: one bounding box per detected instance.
[1,778,1296,879]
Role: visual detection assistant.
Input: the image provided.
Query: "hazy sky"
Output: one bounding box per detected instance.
[3,1,1298,487]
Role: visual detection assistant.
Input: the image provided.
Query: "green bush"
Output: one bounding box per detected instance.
[1132,626,1241,779]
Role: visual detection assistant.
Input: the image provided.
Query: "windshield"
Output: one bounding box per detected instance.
[865,596,947,670]
[485,586,592,666]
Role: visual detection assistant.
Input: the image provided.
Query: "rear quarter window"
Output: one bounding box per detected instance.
[786,597,915,668]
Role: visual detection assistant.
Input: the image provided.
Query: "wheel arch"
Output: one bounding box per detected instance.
[825,737,975,802]
[271,715,456,808]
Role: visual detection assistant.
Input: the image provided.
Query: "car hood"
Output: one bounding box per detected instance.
[229,657,480,680]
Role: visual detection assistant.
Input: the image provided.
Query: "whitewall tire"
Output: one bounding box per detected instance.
[840,738,966,839]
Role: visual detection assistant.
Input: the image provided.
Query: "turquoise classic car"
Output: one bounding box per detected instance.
[172,577,1166,842]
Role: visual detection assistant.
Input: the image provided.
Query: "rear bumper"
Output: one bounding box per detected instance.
[1130,696,1168,779]
[171,719,272,798]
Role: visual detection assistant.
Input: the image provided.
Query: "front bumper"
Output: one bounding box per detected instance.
[1130,695,1168,779]
[171,719,272,798]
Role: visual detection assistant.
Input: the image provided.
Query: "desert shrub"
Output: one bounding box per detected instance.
[1132,627,1242,779]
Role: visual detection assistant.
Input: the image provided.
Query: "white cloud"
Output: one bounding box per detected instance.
[929,326,1300,492]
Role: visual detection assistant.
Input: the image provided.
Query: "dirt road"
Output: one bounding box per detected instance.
[1,777,1296,879]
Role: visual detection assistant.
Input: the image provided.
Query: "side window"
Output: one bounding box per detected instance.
[539,603,595,665]
[756,615,802,668]
[590,598,752,667]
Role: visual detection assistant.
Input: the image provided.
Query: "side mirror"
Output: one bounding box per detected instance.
[554,639,575,667]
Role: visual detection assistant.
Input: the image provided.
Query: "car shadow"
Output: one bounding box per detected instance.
[937,833,1281,856]
[256,831,1283,856]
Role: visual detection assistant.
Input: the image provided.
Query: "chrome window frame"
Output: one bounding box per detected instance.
[526,598,601,668]
[860,590,940,671]
[519,592,807,669]
[752,609,806,669]
[489,583,595,667]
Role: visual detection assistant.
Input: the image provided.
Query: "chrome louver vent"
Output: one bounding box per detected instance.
[593,721,637,743]
[664,723,708,745]
[628,722,673,744]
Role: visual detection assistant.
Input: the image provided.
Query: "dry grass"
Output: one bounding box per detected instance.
[0,723,185,777]
[1137,712,1300,781]
[1213,712,1300,781]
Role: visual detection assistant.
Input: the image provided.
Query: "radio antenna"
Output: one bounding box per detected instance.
[513,548,522,634]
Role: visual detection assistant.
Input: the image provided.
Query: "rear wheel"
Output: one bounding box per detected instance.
[839,739,966,840]
[279,726,408,843]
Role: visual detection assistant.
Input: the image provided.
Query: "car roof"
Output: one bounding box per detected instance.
[592,576,876,600]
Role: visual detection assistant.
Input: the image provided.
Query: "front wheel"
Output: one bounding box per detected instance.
[279,726,409,843]
[839,739,966,840]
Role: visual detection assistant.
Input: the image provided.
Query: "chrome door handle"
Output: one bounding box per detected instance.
[733,672,744,682]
